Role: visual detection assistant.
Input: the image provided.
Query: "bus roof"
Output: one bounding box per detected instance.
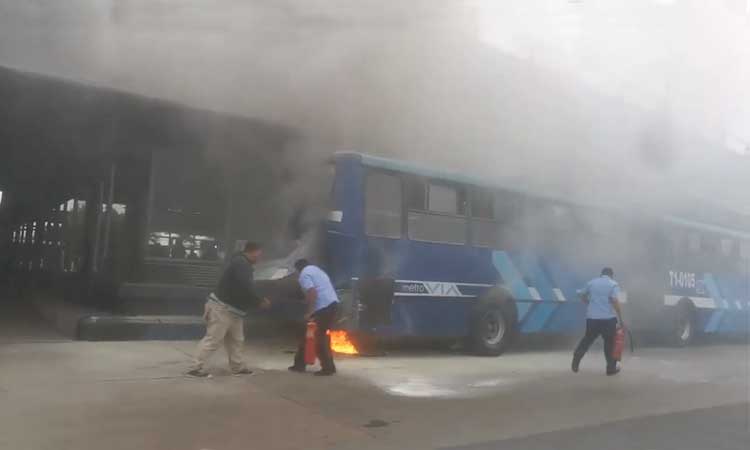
[663,215,750,241]
[335,152,750,240]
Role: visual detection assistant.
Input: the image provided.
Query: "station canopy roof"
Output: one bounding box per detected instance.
[0,65,294,224]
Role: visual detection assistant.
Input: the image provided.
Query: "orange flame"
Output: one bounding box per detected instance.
[328,330,359,355]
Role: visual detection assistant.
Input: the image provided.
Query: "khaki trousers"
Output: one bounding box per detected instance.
[191,300,247,372]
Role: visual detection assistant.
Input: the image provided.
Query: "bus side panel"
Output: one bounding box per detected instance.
[392,240,499,284]
[515,251,586,334]
[326,156,365,287]
[539,255,589,333]
[726,274,750,334]
[711,274,749,334]
[371,241,603,338]
[655,269,749,337]
[361,238,497,338]
[325,231,359,288]
[330,157,365,237]
[390,298,473,338]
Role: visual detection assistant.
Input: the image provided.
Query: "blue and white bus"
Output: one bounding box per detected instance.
[263,152,750,355]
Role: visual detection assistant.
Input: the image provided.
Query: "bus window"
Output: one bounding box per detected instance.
[407,181,467,244]
[494,190,522,224]
[405,177,427,211]
[428,182,466,215]
[720,238,734,258]
[527,200,574,230]
[471,188,497,248]
[549,203,574,230]
[688,232,701,253]
[579,209,615,236]
[471,189,522,249]
[471,188,494,220]
[667,229,686,258]
[741,241,750,260]
[365,172,403,238]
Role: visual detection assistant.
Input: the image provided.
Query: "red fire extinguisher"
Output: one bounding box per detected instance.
[304,321,317,365]
[612,326,626,361]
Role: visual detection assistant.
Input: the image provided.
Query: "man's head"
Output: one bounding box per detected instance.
[601,267,614,278]
[294,258,311,273]
[243,242,263,264]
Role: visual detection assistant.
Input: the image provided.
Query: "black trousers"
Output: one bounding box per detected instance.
[294,302,339,372]
[574,318,618,372]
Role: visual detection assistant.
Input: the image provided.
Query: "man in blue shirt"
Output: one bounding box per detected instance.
[289,259,340,376]
[572,267,625,376]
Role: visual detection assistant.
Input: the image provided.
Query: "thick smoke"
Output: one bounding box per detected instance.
[0,0,748,221]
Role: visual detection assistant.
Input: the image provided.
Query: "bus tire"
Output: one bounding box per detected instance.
[670,299,696,347]
[469,290,517,356]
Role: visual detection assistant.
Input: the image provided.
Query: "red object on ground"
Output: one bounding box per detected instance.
[304,321,317,365]
[612,326,626,361]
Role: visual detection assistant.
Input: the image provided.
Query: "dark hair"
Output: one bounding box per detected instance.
[294,259,310,272]
[601,267,614,277]
[243,242,261,253]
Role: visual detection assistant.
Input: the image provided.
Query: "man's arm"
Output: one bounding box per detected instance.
[611,299,624,327]
[300,271,317,320]
[610,285,624,327]
[304,287,318,320]
[577,283,590,304]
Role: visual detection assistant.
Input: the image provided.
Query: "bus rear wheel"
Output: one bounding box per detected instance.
[670,300,696,347]
[470,302,513,356]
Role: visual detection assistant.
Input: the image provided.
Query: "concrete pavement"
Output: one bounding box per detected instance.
[0,339,369,450]
[0,297,66,343]
[447,403,750,450]
[0,333,748,450]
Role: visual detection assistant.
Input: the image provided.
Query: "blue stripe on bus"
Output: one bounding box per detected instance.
[703,274,726,333]
[522,303,559,333]
[543,257,587,303]
[515,251,556,301]
[516,302,534,323]
[720,276,739,333]
[514,252,560,332]
[492,251,532,301]
[705,310,724,333]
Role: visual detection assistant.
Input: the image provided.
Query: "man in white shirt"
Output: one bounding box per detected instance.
[572,267,625,376]
[289,259,340,376]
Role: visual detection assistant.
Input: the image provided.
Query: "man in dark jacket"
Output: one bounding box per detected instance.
[188,242,270,377]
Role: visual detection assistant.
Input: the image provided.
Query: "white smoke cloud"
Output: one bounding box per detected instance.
[0,0,748,213]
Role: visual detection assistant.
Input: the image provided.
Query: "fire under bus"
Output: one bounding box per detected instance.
[256,152,750,356]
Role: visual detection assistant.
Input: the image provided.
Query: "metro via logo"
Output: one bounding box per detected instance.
[398,281,462,297]
[423,282,462,297]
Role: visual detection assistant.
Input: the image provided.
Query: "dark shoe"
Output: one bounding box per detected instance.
[572,357,581,373]
[186,369,209,378]
[606,367,621,376]
[288,365,306,373]
[232,368,254,376]
[314,369,336,376]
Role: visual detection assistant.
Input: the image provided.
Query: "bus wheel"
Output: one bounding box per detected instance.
[671,300,695,347]
[470,301,514,356]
